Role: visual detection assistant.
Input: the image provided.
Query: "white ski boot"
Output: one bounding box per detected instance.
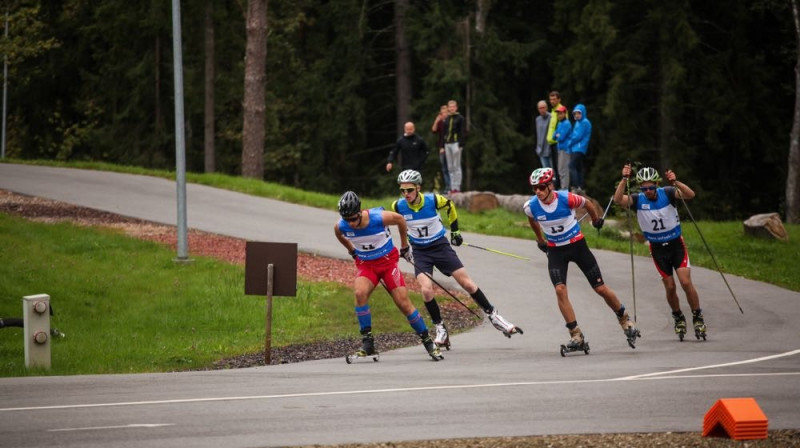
[488,309,523,338]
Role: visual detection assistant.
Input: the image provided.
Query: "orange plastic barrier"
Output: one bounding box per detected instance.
[703,397,768,440]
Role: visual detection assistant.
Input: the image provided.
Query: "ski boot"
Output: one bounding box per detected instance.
[692,310,707,341]
[560,327,590,356]
[618,311,641,349]
[420,331,444,361]
[433,322,451,350]
[673,312,687,342]
[345,330,380,364]
[488,309,523,338]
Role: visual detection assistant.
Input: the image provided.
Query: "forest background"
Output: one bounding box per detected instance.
[2,0,797,220]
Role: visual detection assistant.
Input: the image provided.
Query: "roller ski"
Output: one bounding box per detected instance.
[560,327,589,356]
[619,312,641,349]
[433,323,451,351]
[692,310,707,341]
[673,312,687,341]
[420,331,444,361]
[488,309,523,338]
[345,331,380,364]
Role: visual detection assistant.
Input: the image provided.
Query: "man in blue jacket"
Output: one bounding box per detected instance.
[568,104,591,195]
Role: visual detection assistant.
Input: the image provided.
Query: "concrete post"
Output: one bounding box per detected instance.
[23,294,51,369]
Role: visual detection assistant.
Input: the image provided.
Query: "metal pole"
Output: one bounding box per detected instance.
[171,0,188,260]
[2,9,8,159]
[265,264,274,364]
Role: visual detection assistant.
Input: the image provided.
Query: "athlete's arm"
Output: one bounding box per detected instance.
[334,223,356,254]
[665,170,695,200]
[527,216,546,244]
[434,193,459,232]
[382,211,410,249]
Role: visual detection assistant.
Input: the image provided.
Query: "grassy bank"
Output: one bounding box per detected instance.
[0,214,426,376]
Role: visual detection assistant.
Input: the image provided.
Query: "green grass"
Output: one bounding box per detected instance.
[4,159,799,292]
[0,214,430,376]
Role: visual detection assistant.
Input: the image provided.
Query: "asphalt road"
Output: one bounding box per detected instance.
[1,164,798,448]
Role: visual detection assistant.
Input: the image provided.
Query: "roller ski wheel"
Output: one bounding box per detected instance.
[500,326,523,339]
[345,350,380,364]
[436,338,451,351]
[434,324,451,351]
[559,341,590,357]
[678,331,685,342]
[674,314,687,342]
[625,327,642,349]
[694,327,707,341]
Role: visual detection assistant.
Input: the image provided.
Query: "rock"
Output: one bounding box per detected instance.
[496,194,530,213]
[743,212,788,241]
[448,191,499,213]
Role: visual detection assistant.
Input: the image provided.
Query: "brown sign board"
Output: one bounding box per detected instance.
[244,242,298,296]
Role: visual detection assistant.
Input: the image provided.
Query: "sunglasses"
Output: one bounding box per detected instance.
[640,186,657,192]
[400,187,416,194]
[533,184,549,192]
[344,214,360,222]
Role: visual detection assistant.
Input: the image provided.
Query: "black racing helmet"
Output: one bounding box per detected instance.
[338,191,361,217]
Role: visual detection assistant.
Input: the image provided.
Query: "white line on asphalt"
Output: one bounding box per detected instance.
[615,348,800,380]
[48,423,175,432]
[2,349,798,413]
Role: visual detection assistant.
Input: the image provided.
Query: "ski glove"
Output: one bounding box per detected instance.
[450,230,463,246]
[592,218,605,230]
[537,241,549,254]
[400,246,414,264]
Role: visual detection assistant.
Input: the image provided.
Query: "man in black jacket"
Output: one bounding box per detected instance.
[386,122,430,173]
[443,100,466,193]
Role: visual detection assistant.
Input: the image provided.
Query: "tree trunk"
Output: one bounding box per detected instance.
[788,0,800,223]
[204,0,216,173]
[394,0,411,137]
[154,36,162,165]
[241,0,268,179]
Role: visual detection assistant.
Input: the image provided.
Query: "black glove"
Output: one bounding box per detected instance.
[348,249,357,260]
[537,241,548,254]
[592,218,605,230]
[400,246,414,264]
[450,230,463,246]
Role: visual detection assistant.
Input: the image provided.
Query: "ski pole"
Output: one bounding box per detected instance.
[461,242,530,261]
[672,183,744,314]
[577,195,613,225]
[404,258,483,319]
[624,167,637,322]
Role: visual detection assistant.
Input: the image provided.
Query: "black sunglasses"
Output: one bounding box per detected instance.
[533,183,549,192]
[400,187,416,194]
[344,214,360,222]
[640,186,657,192]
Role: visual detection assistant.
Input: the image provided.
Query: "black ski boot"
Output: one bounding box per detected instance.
[419,330,444,361]
[345,329,380,363]
[692,310,707,341]
[673,312,687,342]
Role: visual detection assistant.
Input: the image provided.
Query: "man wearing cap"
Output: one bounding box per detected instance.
[553,104,572,191]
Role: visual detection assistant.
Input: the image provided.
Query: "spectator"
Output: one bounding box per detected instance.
[431,105,451,192]
[443,100,466,194]
[568,104,591,194]
[545,91,564,188]
[553,105,572,191]
[534,100,552,168]
[386,122,430,173]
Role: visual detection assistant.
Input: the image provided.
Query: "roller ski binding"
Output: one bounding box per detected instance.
[619,312,641,349]
[560,327,589,356]
[420,331,444,361]
[433,323,451,351]
[488,309,523,338]
[692,310,707,341]
[345,330,380,364]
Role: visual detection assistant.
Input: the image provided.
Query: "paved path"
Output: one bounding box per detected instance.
[1,164,798,448]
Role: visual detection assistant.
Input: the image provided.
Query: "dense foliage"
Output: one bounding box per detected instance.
[1,0,794,219]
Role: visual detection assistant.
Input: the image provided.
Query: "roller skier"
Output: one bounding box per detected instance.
[334,191,444,362]
[392,170,522,350]
[523,168,641,355]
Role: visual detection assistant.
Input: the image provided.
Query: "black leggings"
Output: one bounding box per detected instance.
[546,238,605,289]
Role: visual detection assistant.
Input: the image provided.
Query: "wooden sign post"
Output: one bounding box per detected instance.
[244,242,297,364]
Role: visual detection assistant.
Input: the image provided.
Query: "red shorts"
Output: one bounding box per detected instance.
[355,248,406,291]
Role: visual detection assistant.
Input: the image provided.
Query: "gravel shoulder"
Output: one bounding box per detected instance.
[3,189,797,448]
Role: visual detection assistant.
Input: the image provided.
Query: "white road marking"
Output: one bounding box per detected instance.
[49,423,174,432]
[615,348,800,380]
[2,349,798,414]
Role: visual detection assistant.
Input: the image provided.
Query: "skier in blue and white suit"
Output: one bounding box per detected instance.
[613,164,706,339]
[392,170,521,348]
